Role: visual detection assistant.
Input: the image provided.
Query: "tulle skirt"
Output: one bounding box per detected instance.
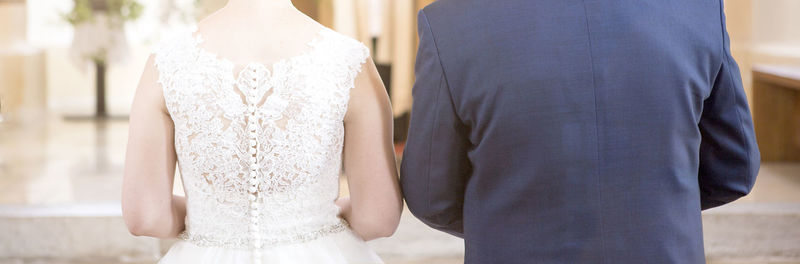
[159,229,383,264]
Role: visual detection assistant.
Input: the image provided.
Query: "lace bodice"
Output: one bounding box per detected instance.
[152,27,369,256]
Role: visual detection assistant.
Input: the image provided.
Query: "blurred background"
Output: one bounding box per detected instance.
[0,0,798,263]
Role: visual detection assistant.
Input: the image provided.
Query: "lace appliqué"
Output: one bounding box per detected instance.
[152,28,369,252]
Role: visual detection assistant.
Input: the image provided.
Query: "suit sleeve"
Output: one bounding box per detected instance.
[400,9,471,237]
[698,1,760,210]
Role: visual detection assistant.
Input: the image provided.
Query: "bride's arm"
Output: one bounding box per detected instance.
[122,55,186,238]
[340,57,403,241]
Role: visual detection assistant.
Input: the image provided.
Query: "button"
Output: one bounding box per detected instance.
[249,186,257,193]
[250,164,258,171]
[249,139,257,147]
[249,194,256,201]
[249,148,256,155]
[249,178,258,185]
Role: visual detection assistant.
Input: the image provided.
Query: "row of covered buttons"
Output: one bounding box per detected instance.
[246,67,262,264]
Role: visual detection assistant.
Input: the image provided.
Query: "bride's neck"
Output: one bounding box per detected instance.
[224,0,296,12]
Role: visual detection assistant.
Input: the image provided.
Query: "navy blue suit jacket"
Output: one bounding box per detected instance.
[400,0,760,263]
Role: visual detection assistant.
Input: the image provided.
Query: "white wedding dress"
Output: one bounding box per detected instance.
[152,27,383,264]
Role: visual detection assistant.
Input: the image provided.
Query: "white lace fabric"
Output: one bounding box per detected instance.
[152,27,369,254]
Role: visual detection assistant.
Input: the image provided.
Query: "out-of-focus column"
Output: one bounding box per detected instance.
[0,0,46,124]
[388,0,414,117]
[331,0,358,38]
[723,0,755,101]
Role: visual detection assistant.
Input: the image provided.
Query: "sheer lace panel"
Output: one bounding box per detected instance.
[152,27,369,253]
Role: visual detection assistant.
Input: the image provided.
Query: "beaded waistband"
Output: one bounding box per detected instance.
[178,219,349,249]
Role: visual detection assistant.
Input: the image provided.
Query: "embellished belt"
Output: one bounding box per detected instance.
[178,219,349,250]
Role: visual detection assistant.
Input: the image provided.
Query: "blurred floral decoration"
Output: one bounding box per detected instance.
[159,0,202,28]
[63,0,143,117]
[65,0,143,65]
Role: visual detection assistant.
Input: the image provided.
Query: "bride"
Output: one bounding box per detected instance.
[121,0,403,263]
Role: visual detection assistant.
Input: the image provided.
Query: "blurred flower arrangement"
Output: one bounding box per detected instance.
[64,0,144,28]
[63,0,145,117]
[63,0,143,64]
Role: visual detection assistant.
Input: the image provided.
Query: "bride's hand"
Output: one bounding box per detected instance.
[335,196,352,220]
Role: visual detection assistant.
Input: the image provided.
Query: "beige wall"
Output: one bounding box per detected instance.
[0,2,26,48]
[0,2,47,123]
[724,0,800,102]
[3,1,799,119]
[752,0,800,45]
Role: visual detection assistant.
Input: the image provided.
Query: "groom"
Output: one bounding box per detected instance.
[400,0,760,263]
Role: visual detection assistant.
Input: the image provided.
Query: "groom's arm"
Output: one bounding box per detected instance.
[400,9,471,238]
[698,1,760,210]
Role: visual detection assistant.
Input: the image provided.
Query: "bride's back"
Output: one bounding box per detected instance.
[124,2,401,263]
[152,1,371,250]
